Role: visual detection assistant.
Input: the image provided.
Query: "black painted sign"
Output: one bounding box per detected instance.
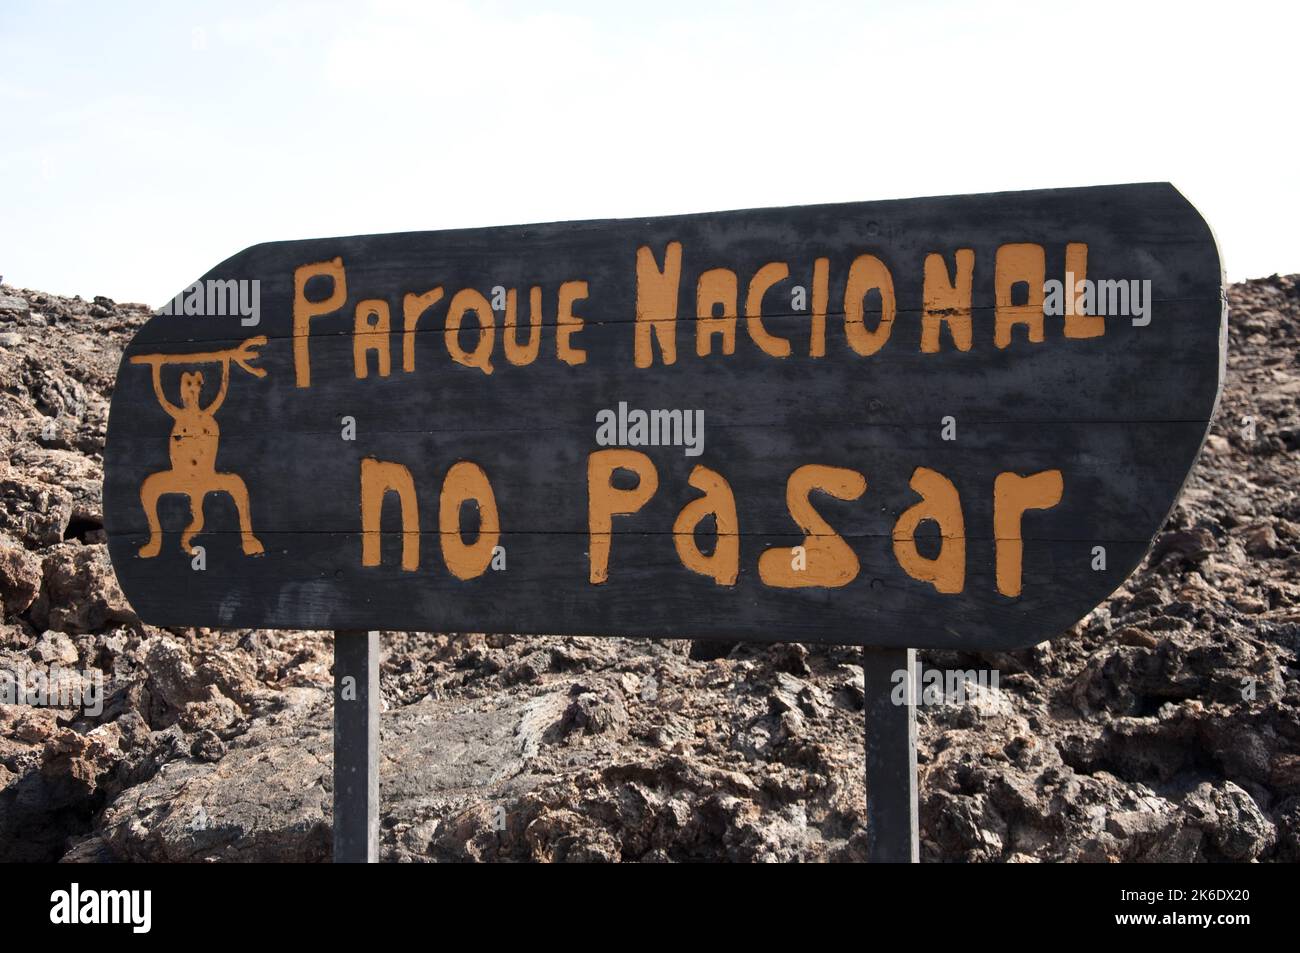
[103,183,1224,649]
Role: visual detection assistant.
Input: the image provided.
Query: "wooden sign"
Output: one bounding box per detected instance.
[103,183,1224,649]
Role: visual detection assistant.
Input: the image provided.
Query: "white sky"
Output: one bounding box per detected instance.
[1,0,1295,304]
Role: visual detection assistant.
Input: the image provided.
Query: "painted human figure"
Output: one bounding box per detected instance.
[137,354,264,557]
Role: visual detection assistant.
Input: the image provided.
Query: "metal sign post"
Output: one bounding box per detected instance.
[863,647,919,862]
[333,629,380,863]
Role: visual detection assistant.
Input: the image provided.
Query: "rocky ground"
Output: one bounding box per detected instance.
[0,275,1296,863]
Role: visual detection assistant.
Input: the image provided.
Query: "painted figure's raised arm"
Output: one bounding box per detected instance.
[149,362,183,418]
[203,359,232,414]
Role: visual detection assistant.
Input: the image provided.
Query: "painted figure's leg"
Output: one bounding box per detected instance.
[180,491,207,553]
[137,471,175,557]
[215,473,264,555]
